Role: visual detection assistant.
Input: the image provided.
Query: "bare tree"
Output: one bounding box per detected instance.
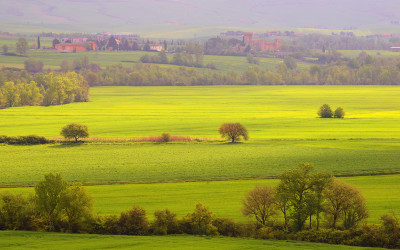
[242,185,276,226]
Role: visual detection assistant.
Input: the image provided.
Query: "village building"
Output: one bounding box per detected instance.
[61,37,88,43]
[150,44,163,52]
[55,41,97,52]
[243,32,281,51]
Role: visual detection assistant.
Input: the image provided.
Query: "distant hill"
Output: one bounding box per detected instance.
[1,0,400,37]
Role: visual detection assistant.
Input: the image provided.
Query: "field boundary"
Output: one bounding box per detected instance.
[2,170,400,189]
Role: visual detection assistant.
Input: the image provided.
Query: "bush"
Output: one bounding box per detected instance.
[318,104,333,118]
[334,107,345,118]
[160,133,171,143]
[180,203,218,236]
[0,135,47,145]
[118,205,149,235]
[213,217,242,237]
[24,58,44,73]
[152,209,180,235]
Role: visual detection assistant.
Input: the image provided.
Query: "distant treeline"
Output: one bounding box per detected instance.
[1,166,399,249]
[91,52,400,86]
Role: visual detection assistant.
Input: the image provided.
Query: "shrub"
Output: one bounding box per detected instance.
[180,203,218,236]
[213,217,242,237]
[0,135,47,145]
[318,104,333,118]
[24,58,44,73]
[152,209,179,235]
[118,205,149,235]
[334,107,345,118]
[160,133,171,143]
[0,135,7,143]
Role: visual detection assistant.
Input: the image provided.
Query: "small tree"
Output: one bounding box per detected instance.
[318,104,333,118]
[118,205,149,235]
[16,37,28,56]
[242,185,276,226]
[161,133,171,142]
[60,123,89,142]
[2,45,8,54]
[334,107,345,118]
[218,123,248,143]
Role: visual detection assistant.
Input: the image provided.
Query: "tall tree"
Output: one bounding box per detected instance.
[37,36,41,49]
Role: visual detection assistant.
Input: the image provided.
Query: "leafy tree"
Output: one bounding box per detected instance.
[0,192,29,230]
[34,173,68,230]
[181,203,218,235]
[0,82,20,107]
[324,179,368,229]
[276,163,316,231]
[284,56,297,70]
[334,107,345,118]
[158,51,168,64]
[60,60,69,72]
[242,186,276,226]
[24,58,44,73]
[60,123,89,142]
[107,36,118,50]
[52,38,60,48]
[85,72,99,86]
[218,123,248,143]
[2,45,8,54]
[152,209,179,235]
[16,37,28,56]
[312,172,333,230]
[318,104,333,118]
[119,205,149,235]
[60,184,93,232]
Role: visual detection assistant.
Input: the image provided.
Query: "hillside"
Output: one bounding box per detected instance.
[1,0,400,37]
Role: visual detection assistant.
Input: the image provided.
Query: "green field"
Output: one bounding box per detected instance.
[0,231,379,250]
[0,44,310,72]
[1,85,399,247]
[4,175,400,224]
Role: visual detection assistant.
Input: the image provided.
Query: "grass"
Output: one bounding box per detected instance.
[0,231,379,250]
[3,174,400,224]
[0,140,400,185]
[1,86,399,139]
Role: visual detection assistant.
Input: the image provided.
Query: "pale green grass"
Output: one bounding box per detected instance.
[0,231,379,250]
[4,175,400,224]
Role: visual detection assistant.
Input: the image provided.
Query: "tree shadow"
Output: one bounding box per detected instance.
[48,142,85,148]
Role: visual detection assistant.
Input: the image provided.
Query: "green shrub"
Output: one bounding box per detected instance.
[213,217,242,237]
[180,203,218,236]
[152,209,179,235]
[118,205,149,235]
[0,135,47,145]
[0,135,7,143]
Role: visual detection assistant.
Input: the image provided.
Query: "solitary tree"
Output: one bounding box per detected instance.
[318,104,333,118]
[37,36,41,49]
[218,123,248,143]
[16,37,28,56]
[242,185,276,226]
[60,123,89,142]
[334,107,345,118]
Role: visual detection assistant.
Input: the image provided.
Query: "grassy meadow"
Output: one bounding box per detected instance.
[0,231,379,250]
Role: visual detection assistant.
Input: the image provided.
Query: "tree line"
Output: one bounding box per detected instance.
[0,71,89,108]
[0,167,399,248]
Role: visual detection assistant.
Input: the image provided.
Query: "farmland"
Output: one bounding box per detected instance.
[1,85,400,248]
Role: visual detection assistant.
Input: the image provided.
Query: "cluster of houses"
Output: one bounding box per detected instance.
[53,36,163,52]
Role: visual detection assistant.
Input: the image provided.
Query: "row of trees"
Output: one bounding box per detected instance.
[0,72,89,108]
[1,170,399,248]
[243,163,367,231]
